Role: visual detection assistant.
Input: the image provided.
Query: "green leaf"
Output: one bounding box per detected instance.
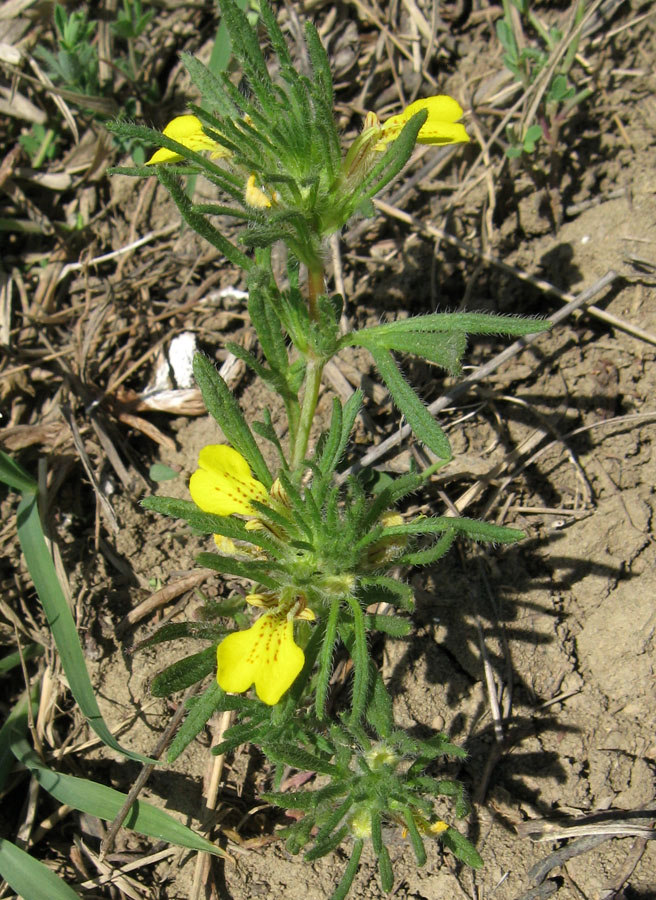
[316,599,339,719]
[0,643,44,674]
[345,596,370,725]
[329,839,363,900]
[366,672,394,739]
[365,613,412,637]
[0,839,82,900]
[149,463,178,482]
[0,685,39,793]
[167,681,225,763]
[369,347,452,460]
[357,329,467,374]
[377,841,394,892]
[262,743,338,776]
[381,516,524,544]
[343,311,550,342]
[441,827,483,868]
[11,737,224,855]
[15,493,156,763]
[399,529,456,567]
[0,450,37,493]
[157,167,252,271]
[402,807,427,866]
[193,353,272,488]
[196,551,280,589]
[151,646,217,697]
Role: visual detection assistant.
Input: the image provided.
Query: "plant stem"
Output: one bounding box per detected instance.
[292,353,324,471]
[290,261,325,470]
[308,263,324,323]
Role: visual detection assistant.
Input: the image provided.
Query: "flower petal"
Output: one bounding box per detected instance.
[216,613,305,705]
[146,115,228,165]
[190,445,268,516]
[378,95,468,147]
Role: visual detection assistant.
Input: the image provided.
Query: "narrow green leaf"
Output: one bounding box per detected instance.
[398,529,456,567]
[316,599,339,719]
[183,51,237,116]
[261,790,318,812]
[377,841,394,892]
[329,839,363,900]
[11,738,223,855]
[380,516,524,544]
[350,329,466,374]
[0,685,39,793]
[305,823,348,860]
[157,167,252,271]
[366,672,394,739]
[193,354,272,488]
[0,643,44,674]
[365,613,412,637]
[369,347,452,460]
[16,493,155,764]
[441,827,483,868]
[151,647,217,697]
[402,807,427,866]
[196,552,280,589]
[342,312,550,342]
[0,839,82,900]
[262,743,337,776]
[345,596,369,725]
[168,681,224,763]
[140,496,278,555]
[0,450,37,493]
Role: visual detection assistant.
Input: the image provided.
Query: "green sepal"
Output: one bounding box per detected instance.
[441,827,483,868]
[167,681,225,763]
[192,353,272,487]
[281,814,316,855]
[356,110,427,204]
[151,646,218,697]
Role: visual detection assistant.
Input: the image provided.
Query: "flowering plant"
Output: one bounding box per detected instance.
[110,1,549,895]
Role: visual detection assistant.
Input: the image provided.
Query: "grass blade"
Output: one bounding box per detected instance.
[0,839,81,900]
[15,492,156,763]
[11,737,224,855]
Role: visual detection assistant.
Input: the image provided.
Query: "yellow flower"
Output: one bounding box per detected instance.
[377,96,469,147]
[146,115,230,165]
[190,445,268,517]
[217,595,314,705]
